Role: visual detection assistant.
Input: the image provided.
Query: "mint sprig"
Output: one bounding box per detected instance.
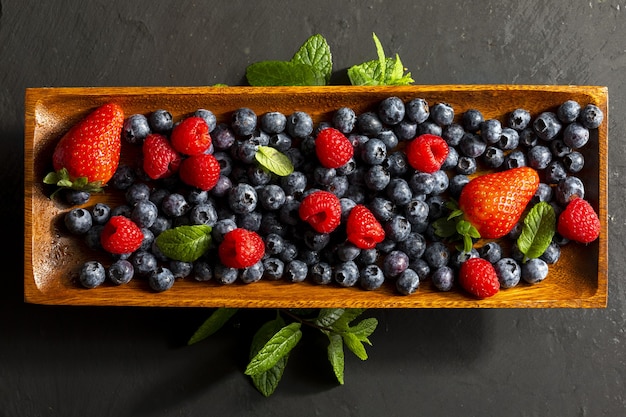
[517,202,556,262]
[155,224,212,262]
[347,33,414,86]
[255,145,294,176]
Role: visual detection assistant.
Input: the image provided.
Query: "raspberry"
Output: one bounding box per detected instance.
[142,134,182,179]
[170,116,211,156]
[218,228,265,269]
[100,216,144,255]
[557,197,600,243]
[458,258,500,299]
[298,190,342,233]
[315,127,354,168]
[346,205,385,249]
[405,134,449,173]
[179,153,221,191]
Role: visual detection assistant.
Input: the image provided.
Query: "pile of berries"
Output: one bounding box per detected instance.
[59,96,603,298]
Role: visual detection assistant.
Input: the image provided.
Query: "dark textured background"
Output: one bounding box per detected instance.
[2,1,625,415]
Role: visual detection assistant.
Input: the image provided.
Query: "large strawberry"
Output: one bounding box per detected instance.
[44,103,124,195]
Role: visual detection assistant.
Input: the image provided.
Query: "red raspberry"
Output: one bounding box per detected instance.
[346,205,385,249]
[315,127,354,168]
[218,228,265,269]
[298,190,342,233]
[142,133,182,179]
[557,197,600,243]
[100,216,144,255]
[458,258,500,299]
[405,134,449,173]
[170,116,212,156]
[179,153,221,191]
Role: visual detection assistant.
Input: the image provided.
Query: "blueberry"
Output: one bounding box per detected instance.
[231,107,257,137]
[395,268,420,295]
[404,198,429,225]
[376,238,397,254]
[232,140,259,164]
[336,242,361,262]
[532,183,553,204]
[556,176,585,205]
[442,123,466,146]
[498,127,520,150]
[214,264,239,284]
[131,200,158,229]
[260,111,287,134]
[545,160,568,184]
[310,262,332,285]
[149,188,171,207]
[161,193,190,218]
[125,183,151,206]
[450,248,479,270]
[149,109,173,133]
[326,175,349,197]
[212,123,237,150]
[361,138,387,165]
[406,98,429,124]
[107,259,134,285]
[189,202,218,226]
[397,232,427,260]
[84,225,104,250]
[239,261,264,284]
[313,166,337,186]
[377,129,399,150]
[149,267,175,292]
[504,150,527,169]
[364,165,391,191]
[360,264,385,290]
[286,111,314,138]
[393,120,418,141]
[278,197,300,226]
[150,240,169,262]
[356,248,379,266]
[410,259,431,281]
[579,104,603,129]
[378,96,405,125]
[368,197,396,222]
[169,260,193,279]
[430,102,454,126]
[237,211,262,231]
[333,261,360,287]
[279,240,298,263]
[228,183,257,214]
[336,157,357,176]
[424,242,450,268]
[482,146,505,168]
[409,172,435,195]
[550,139,572,158]
[192,260,213,282]
[131,251,159,277]
[540,242,561,264]
[122,114,151,145]
[563,122,589,149]
[533,112,562,141]
[187,189,209,206]
[386,178,412,206]
[268,132,292,152]
[194,109,217,132]
[139,227,155,252]
[521,258,549,284]
[456,156,477,175]
[64,189,91,205]
[384,216,411,242]
[563,151,585,173]
[299,249,320,266]
[478,242,502,263]
[79,261,106,289]
[462,109,484,132]
[284,260,308,283]
[557,100,581,123]
[494,258,521,288]
[263,257,285,280]
[212,218,237,243]
[150,216,172,236]
[64,208,93,235]
[333,107,357,134]
[382,250,410,278]
[356,111,383,136]
[527,145,552,170]
[417,120,443,136]
[481,119,502,144]
[508,108,531,131]
[441,146,459,171]
[110,164,136,190]
[459,133,486,158]
[430,170,450,195]
[281,171,307,196]
[448,174,470,198]
[431,266,454,291]
[111,205,132,218]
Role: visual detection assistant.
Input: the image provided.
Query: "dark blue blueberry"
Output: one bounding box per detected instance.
[161,193,190,218]
[540,242,561,264]
[519,128,539,147]
[259,213,287,237]
[79,261,106,289]
[456,156,477,175]
[556,176,585,205]
[545,160,568,184]
[214,264,238,285]
[149,109,173,133]
[430,102,454,126]
[532,183,553,204]
[462,109,484,132]
[377,129,399,149]
[348,133,370,149]
[449,174,470,198]
[211,218,237,243]
[299,249,320,266]
[268,132,292,152]
[406,98,429,124]
[131,251,159,277]
[357,111,383,136]
[563,151,584,173]
[111,204,132,218]
[442,123,465,146]
[285,147,304,169]
[286,111,314,138]
[84,225,103,251]
[131,200,158,229]
[150,240,170,262]
[265,233,285,255]
[149,188,171,207]
[550,139,572,158]
[260,111,287,134]
[376,238,397,254]
[563,123,589,149]
[360,264,385,291]
[310,262,332,285]
[231,107,257,137]
[228,183,257,214]
[508,108,531,131]
[364,165,391,191]
[333,107,357,134]
[262,257,285,281]
[384,215,411,242]
[417,120,443,136]
[424,242,450,268]
[533,112,562,141]
[313,166,337,186]
[187,189,208,206]
[368,197,396,222]
[431,266,454,291]
[378,96,405,125]
[149,216,171,236]
[360,138,387,165]
[284,260,308,283]
[247,165,272,186]
[139,228,155,252]
[279,240,298,263]
[247,129,270,146]
[507,222,524,240]
[579,104,603,129]
[450,248,479,270]
[527,145,552,170]
[107,259,134,285]
[404,199,429,225]
[122,114,151,145]
[194,109,217,132]
[382,250,409,278]
[333,261,360,287]
[148,267,175,292]
[212,123,237,150]
[237,211,262,232]
[356,248,379,267]
[314,122,333,136]
[189,202,218,226]
[110,164,136,190]
[281,171,307,196]
[521,258,549,284]
[258,184,286,211]
[478,242,502,264]
[557,100,581,123]
[409,172,435,195]
[393,120,418,141]
[481,119,502,144]
[410,258,431,281]
[125,182,151,206]
[498,127,520,150]
[278,197,300,226]
[211,176,233,198]
[386,178,412,206]
[64,189,90,206]
[504,150,527,169]
[193,260,213,282]
[396,268,420,295]
[169,260,193,279]
[239,261,264,284]
[430,170,450,195]
[326,175,349,198]
[459,133,486,157]
[397,232,427,260]
[336,157,357,176]
[336,242,361,262]
[339,198,357,223]
[232,140,259,164]
[64,208,93,235]
[494,257,521,288]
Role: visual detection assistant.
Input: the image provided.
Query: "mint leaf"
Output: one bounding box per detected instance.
[249,315,288,397]
[373,33,387,83]
[245,322,302,376]
[348,60,385,86]
[517,202,556,261]
[342,332,368,360]
[155,225,212,262]
[255,145,294,176]
[292,34,332,84]
[315,308,345,328]
[348,33,414,86]
[187,308,238,345]
[348,318,378,344]
[331,308,366,331]
[327,333,345,385]
[246,60,326,86]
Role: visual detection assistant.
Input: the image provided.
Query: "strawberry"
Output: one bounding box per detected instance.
[405,134,449,173]
[142,133,182,179]
[170,116,211,156]
[346,205,385,249]
[45,102,124,194]
[315,127,354,168]
[557,197,600,243]
[179,153,221,191]
[459,258,500,298]
[218,228,265,269]
[100,216,144,255]
[298,190,342,233]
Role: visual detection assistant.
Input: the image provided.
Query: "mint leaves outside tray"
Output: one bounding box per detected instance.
[348,33,414,86]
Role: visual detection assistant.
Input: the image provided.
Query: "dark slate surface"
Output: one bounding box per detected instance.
[1,1,625,415]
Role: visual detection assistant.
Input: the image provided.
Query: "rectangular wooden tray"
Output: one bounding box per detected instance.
[24,85,608,308]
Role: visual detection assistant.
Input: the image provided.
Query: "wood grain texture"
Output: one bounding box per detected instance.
[24,85,608,308]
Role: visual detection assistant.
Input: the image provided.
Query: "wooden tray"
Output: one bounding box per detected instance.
[24,85,608,308]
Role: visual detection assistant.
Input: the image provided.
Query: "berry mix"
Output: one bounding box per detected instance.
[52,96,603,298]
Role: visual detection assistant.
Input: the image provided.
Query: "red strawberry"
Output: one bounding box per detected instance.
[557,197,600,243]
[405,134,449,173]
[298,190,342,233]
[47,102,124,193]
[142,133,182,179]
[179,153,221,191]
[459,167,539,239]
[315,127,354,168]
[100,216,144,255]
[218,228,265,269]
[458,258,500,299]
[170,116,212,156]
[346,205,385,249]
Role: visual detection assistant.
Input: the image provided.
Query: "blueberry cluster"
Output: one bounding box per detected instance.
[69,97,602,295]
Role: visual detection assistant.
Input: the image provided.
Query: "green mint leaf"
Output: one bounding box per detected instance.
[250,315,286,357]
[327,333,345,385]
[292,34,332,84]
[255,145,294,176]
[332,308,366,331]
[348,33,413,86]
[155,225,212,262]
[249,315,288,397]
[342,332,368,360]
[315,308,345,329]
[246,60,325,86]
[348,60,385,86]
[372,33,387,83]
[187,308,238,345]
[384,55,414,85]
[432,216,459,238]
[245,322,302,376]
[517,202,556,261]
[348,318,378,344]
